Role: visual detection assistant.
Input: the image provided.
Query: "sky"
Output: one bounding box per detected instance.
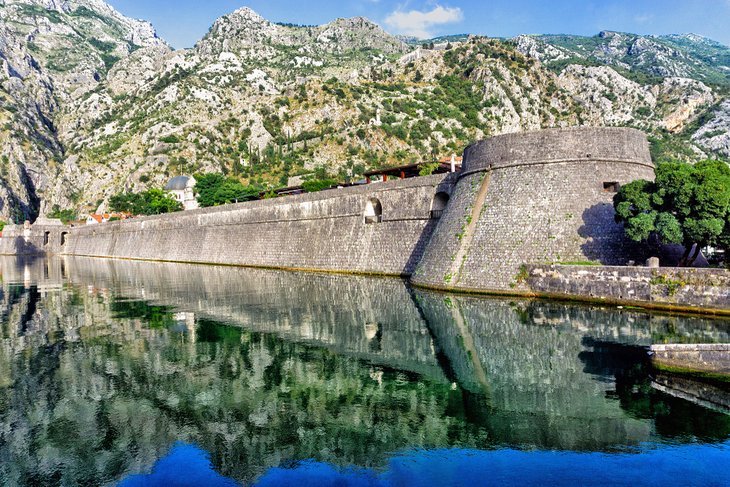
[106,0,730,49]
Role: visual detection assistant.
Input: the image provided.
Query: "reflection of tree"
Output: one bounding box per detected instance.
[1,258,730,485]
[416,290,730,451]
[111,299,177,329]
[0,287,488,485]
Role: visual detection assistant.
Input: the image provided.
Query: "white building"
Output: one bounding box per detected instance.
[165,176,199,211]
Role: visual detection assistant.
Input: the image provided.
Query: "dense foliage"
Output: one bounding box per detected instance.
[614,160,730,265]
[194,173,260,207]
[301,178,337,193]
[109,189,182,215]
[48,206,77,224]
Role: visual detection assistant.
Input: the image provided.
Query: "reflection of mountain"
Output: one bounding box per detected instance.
[0,256,729,484]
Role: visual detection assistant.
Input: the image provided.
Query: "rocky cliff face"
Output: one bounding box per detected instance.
[0,0,164,219]
[0,1,729,221]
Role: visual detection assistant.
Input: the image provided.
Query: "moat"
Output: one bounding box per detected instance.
[1,256,729,486]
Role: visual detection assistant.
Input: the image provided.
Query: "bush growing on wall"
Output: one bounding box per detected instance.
[302,179,338,193]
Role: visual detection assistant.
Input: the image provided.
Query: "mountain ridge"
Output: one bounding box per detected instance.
[0,1,729,221]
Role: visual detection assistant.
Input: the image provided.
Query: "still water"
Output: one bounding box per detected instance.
[0,256,729,486]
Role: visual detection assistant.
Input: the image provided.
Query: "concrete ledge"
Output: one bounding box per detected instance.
[651,344,730,352]
[526,264,730,312]
[650,343,730,380]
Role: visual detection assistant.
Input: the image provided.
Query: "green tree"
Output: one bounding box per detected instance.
[109,189,182,215]
[48,206,77,224]
[212,179,259,205]
[614,160,730,266]
[145,189,183,214]
[194,173,259,207]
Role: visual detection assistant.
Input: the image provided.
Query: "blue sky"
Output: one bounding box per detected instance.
[107,0,730,49]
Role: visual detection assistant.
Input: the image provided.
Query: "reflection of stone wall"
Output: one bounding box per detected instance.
[66,257,447,380]
[412,127,655,292]
[0,284,473,485]
[415,289,730,449]
[2,255,730,484]
[416,290,653,449]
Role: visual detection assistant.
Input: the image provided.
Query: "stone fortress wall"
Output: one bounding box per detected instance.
[411,127,656,292]
[4,173,454,277]
[5,126,726,312]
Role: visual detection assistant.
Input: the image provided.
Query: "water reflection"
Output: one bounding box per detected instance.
[120,442,730,487]
[0,256,729,485]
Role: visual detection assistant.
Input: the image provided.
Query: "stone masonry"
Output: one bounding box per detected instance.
[5,174,455,277]
[411,127,655,292]
[4,127,727,313]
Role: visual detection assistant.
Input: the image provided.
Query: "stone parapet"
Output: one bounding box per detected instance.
[460,127,653,176]
[525,265,730,313]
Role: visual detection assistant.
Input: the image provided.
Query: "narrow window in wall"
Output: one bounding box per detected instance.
[431,192,450,219]
[61,232,68,246]
[364,198,383,224]
[43,231,50,246]
[603,182,620,193]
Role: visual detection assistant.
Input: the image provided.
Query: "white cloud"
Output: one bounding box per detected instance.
[384,5,464,39]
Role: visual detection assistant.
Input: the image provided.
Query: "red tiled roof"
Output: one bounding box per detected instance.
[88,212,131,223]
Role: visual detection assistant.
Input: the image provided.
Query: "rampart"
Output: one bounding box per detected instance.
[3,127,730,314]
[411,127,655,292]
[7,174,454,276]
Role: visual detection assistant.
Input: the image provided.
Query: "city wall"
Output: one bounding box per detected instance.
[2,174,454,277]
[2,127,730,314]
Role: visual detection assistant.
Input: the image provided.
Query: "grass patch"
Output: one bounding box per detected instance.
[650,275,687,297]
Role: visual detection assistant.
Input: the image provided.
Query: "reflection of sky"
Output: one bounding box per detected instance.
[120,442,730,486]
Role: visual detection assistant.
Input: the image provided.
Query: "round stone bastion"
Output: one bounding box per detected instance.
[411,126,655,293]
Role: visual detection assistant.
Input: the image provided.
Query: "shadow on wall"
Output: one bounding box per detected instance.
[403,177,455,275]
[6,237,45,258]
[578,203,647,265]
[657,243,709,268]
[579,203,709,267]
[403,219,439,275]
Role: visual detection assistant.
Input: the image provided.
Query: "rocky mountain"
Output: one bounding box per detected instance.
[519,31,730,86]
[0,1,729,221]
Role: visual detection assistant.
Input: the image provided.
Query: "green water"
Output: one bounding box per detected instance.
[0,256,729,486]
